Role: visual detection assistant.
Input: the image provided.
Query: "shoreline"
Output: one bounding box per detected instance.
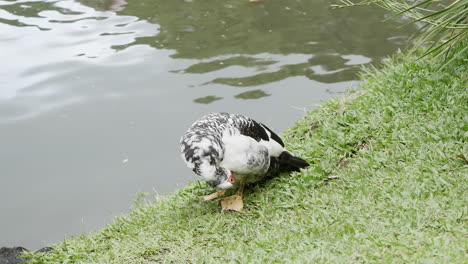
[26,43,468,263]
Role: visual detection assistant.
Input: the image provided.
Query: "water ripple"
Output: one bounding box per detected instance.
[0,0,158,122]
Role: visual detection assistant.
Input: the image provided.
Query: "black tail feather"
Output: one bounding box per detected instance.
[269,151,309,173]
[278,151,309,170]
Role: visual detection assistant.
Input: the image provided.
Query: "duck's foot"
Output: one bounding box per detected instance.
[202,190,226,201]
[220,195,244,212]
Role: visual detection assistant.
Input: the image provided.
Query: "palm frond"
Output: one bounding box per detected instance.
[333,0,468,69]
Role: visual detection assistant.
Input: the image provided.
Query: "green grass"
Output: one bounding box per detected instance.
[28,44,467,263]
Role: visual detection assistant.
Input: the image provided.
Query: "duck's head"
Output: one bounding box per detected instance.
[210,167,235,189]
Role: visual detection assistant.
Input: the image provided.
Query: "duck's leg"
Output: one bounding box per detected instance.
[220,181,245,212]
[202,190,226,201]
[237,181,246,196]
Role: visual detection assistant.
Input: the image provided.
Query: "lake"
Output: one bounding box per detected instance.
[0,0,417,249]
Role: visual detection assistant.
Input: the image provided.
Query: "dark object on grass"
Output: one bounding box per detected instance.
[0,247,28,264]
[0,247,54,264]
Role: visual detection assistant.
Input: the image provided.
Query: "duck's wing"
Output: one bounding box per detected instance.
[259,122,284,147]
[220,134,270,175]
[237,118,269,142]
[235,117,285,157]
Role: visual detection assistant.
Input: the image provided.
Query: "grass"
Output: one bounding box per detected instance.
[28,43,467,263]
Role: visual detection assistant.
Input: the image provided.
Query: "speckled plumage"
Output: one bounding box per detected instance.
[180,112,308,189]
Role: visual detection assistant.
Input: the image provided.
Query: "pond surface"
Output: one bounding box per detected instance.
[0,0,417,249]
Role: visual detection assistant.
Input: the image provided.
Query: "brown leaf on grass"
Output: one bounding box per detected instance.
[202,190,226,201]
[338,158,350,169]
[309,121,321,131]
[456,154,467,161]
[220,195,244,212]
[358,142,370,152]
[324,175,340,186]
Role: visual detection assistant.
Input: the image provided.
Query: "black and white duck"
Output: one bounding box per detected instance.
[179,112,309,211]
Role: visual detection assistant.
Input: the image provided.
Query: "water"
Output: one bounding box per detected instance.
[0,0,417,249]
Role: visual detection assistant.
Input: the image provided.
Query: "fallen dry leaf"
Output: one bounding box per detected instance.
[202,190,226,201]
[220,195,244,212]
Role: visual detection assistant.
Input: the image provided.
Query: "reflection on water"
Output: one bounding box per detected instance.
[0,0,418,249]
[0,0,417,122]
[78,0,127,12]
[193,95,223,104]
[114,0,414,87]
[0,0,158,122]
[183,56,276,74]
[235,89,270,100]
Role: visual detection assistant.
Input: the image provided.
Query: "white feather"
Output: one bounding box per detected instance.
[181,153,195,169]
[220,134,270,175]
[260,124,284,157]
[199,161,216,181]
[260,138,284,157]
[219,135,253,172]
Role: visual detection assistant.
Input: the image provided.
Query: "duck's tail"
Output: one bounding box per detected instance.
[269,151,309,172]
[278,151,309,170]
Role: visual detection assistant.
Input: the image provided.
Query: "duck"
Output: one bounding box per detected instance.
[179,112,309,211]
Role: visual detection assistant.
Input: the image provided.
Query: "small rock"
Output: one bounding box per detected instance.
[0,247,29,264]
[0,246,53,264]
